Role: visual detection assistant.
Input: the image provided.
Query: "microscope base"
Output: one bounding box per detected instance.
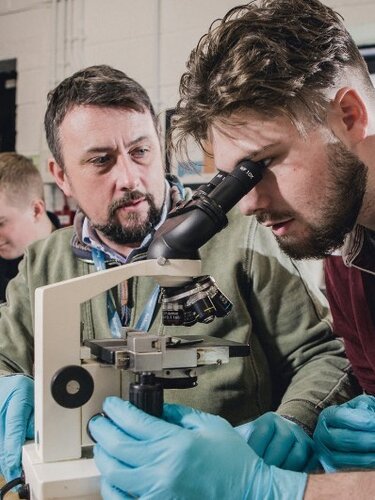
[22,444,101,500]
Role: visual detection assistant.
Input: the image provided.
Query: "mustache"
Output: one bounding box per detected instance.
[109,191,149,216]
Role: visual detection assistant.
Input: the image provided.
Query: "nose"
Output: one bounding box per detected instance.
[238,183,270,216]
[114,155,139,191]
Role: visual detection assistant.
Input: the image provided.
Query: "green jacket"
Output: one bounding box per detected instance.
[0,208,358,433]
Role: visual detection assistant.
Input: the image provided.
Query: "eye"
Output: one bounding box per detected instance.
[89,154,112,166]
[90,154,111,165]
[131,146,150,159]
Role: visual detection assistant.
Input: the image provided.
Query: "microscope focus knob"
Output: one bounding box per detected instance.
[51,365,94,408]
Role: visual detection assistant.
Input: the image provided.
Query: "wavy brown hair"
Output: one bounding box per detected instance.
[172,0,372,159]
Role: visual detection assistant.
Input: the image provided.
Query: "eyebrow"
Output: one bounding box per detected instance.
[84,135,150,155]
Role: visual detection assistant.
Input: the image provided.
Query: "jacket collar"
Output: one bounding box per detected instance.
[341,224,375,275]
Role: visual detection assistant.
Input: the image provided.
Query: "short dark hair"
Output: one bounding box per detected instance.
[0,152,44,206]
[173,0,373,158]
[44,65,158,166]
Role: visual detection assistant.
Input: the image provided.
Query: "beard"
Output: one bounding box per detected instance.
[256,142,368,259]
[92,190,163,245]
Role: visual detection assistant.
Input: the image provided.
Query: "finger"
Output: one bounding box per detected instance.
[102,398,178,440]
[101,478,134,500]
[345,395,375,411]
[262,425,295,467]
[163,403,225,431]
[318,426,375,453]
[94,445,150,498]
[280,439,313,472]
[322,407,375,432]
[4,399,33,480]
[247,417,276,458]
[89,415,158,468]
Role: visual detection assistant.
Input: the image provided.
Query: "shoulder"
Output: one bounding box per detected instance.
[24,226,79,279]
[29,226,75,254]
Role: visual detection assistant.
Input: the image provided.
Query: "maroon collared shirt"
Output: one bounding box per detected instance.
[324,228,375,393]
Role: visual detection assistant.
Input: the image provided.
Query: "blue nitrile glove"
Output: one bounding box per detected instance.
[0,374,34,481]
[314,395,375,472]
[236,412,320,472]
[89,397,307,500]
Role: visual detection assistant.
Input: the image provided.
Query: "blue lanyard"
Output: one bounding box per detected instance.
[91,247,159,337]
[135,285,160,331]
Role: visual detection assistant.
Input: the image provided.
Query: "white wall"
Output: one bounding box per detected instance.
[0,0,374,207]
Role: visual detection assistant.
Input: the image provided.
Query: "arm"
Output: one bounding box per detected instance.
[0,227,87,481]
[0,256,34,375]
[305,472,375,500]
[0,257,36,480]
[247,221,359,433]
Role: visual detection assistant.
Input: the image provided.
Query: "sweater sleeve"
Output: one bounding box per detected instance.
[0,256,34,375]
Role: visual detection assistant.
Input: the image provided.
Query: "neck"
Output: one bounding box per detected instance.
[97,232,141,259]
[37,213,55,239]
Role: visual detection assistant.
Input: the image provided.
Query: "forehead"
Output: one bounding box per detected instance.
[208,111,308,169]
[58,105,159,152]
[209,110,299,151]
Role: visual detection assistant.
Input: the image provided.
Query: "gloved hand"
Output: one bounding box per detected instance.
[0,374,34,480]
[314,395,375,472]
[236,412,320,472]
[89,397,307,500]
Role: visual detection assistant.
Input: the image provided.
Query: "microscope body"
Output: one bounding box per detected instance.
[22,258,201,499]
[22,159,264,499]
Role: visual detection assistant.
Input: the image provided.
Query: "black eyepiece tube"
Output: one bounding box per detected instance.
[147,159,264,260]
[207,159,264,212]
[194,170,228,196]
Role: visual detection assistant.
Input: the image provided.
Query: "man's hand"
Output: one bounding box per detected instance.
[236,412,320,472]
[0,374,34,480]
[314,395,375,471]
[89,397,307,500]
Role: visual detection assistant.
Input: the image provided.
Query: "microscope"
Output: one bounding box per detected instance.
[21,159,264,499]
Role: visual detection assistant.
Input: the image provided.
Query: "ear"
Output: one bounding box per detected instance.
[48,158,72,197]
[32,199,46,220]
[327,87,368,148]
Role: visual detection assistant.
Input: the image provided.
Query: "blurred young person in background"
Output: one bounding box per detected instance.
[0,152,59,302]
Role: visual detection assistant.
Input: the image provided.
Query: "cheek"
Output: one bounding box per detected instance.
[144,170,165,204]
[5,227,28,249]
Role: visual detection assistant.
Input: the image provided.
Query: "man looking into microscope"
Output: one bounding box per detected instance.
[0,65,356,488]
[88,1,375,498]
